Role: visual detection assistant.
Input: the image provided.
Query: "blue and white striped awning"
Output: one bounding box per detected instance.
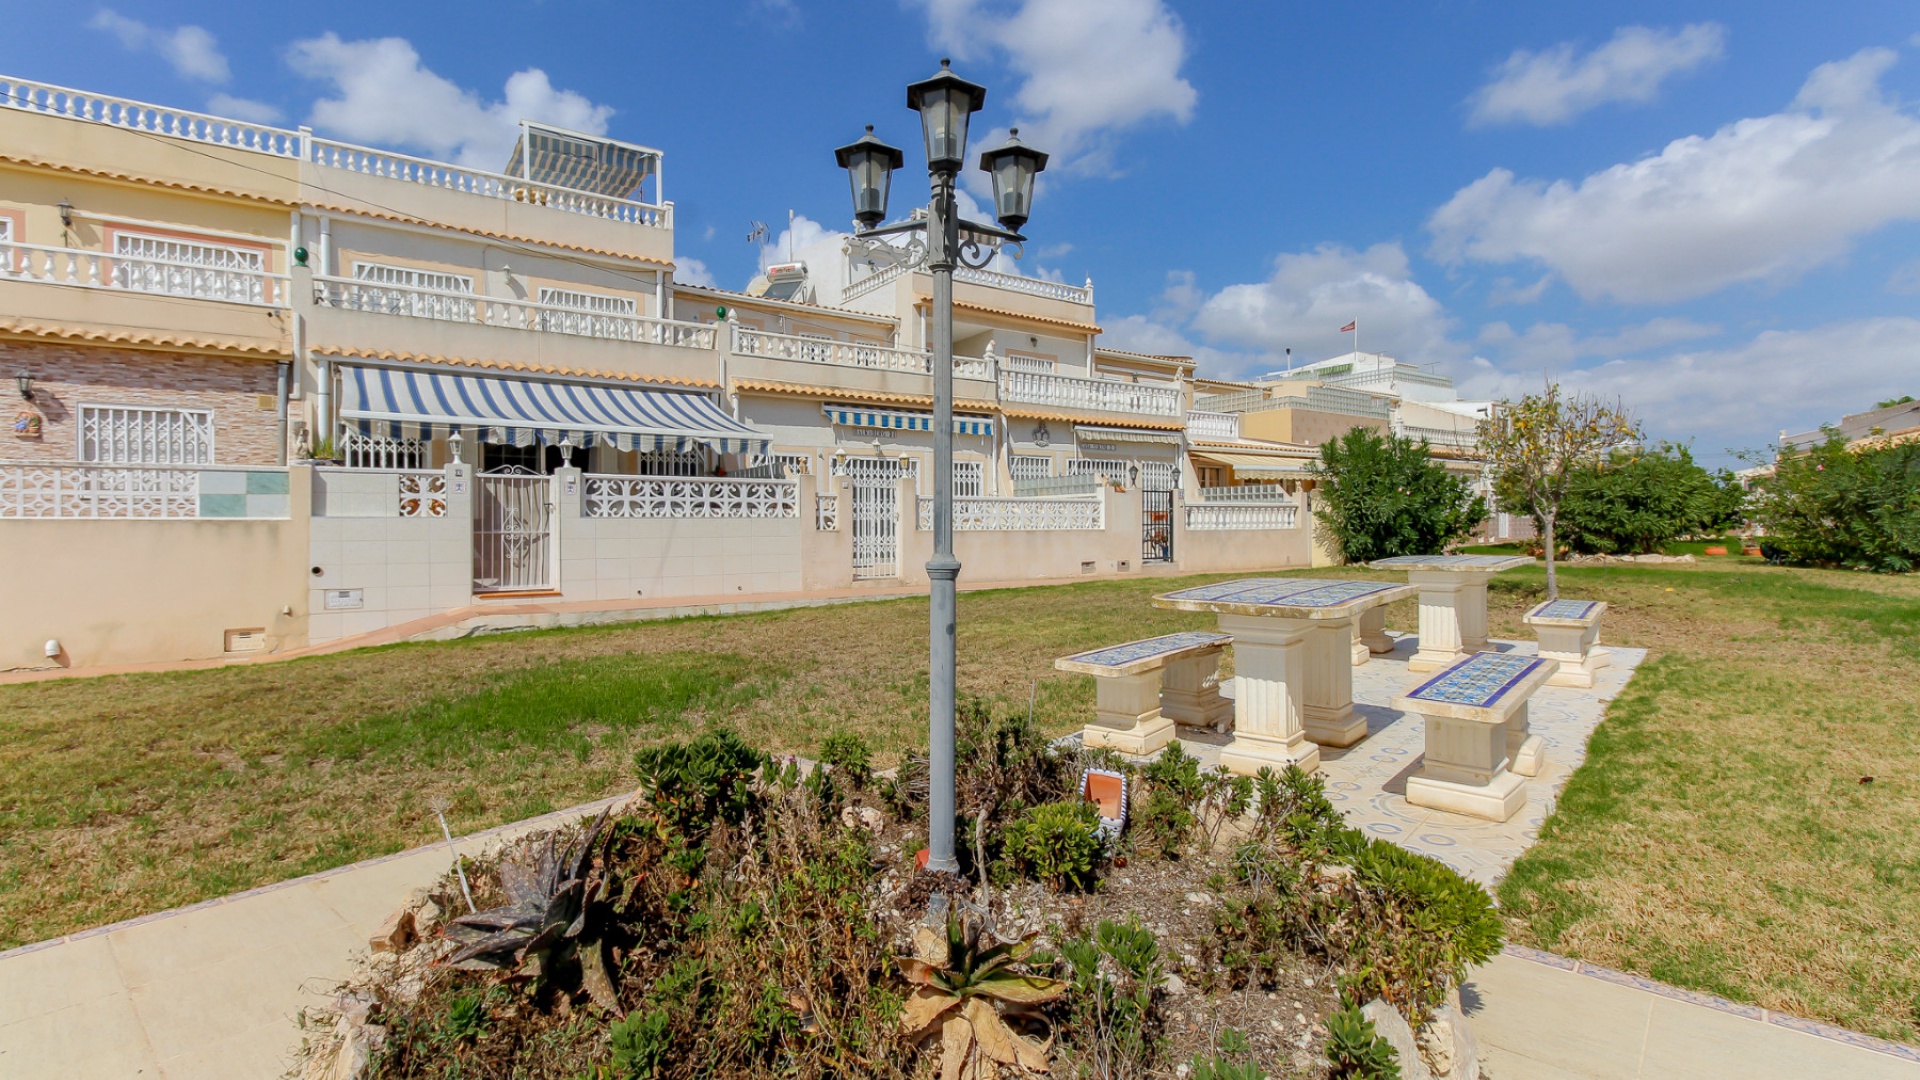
[822,404,993,437]
[341,366,768,454]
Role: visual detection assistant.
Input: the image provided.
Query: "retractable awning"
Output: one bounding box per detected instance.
[822,404,994,436]
[1191,451,1317,478]
[1075,424,1183,445]
[341,366,768,454]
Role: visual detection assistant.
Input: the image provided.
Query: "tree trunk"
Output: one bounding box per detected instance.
[1543,510,1559,600]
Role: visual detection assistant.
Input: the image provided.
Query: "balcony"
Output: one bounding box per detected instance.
[727,325,996,400]
[0,242,292,352]
[1392,422,1480,451]
[1186,410,1239,440]
[3,242,288,306]
[307,276,720,384]
[999,369,1183,419]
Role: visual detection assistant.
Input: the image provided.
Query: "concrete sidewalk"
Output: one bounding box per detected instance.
[6,794,1918,1079]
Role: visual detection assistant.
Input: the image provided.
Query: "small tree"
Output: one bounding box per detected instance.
[1550,442,1743,554]
[1311,427,1486,564]
[1751,433,1920,571]
[1476,383,1641,599]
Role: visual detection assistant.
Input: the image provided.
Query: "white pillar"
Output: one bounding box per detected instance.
[1216,614,1320,776]
[1301,618,1366,747]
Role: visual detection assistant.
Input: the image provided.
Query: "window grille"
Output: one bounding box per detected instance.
[1138,461,1174,491]
[637,448,706,476]
[1004,350,1055,373]
[340,431,427,470]
[953,460,985,497]
[1010,454,1053,482]
[767,452,812,478]
[1066,458,1129,481]
[78,404,214,464]
[350,262,476,322]
[0,218,12,241]
[113,232,265,303]
[798,332,834,363]
[537,288,637,315]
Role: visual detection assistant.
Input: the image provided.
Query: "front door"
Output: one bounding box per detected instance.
[474,466,554,592]
[1142,487,1174,564]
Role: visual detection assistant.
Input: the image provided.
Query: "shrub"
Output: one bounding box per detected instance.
[1135,743,1252,859]
[1341,840,1504,1021]
[1326,1003,1401,1079]
[437,989,488,1043]
[1000,799,1105,890]
[1750,434,1920,572]
[1537,442,1744,554]
[632,729,768,837]
[1311,427,1487,564]
[1190,1030,1261,1080]
[816,731,873,787]
[1056,918,1164,1080]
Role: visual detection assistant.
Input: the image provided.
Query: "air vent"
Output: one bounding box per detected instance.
[1081,561,1096,574]
[224,628,267,653]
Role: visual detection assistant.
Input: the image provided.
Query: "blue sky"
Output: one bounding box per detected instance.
[5,1,1918,463]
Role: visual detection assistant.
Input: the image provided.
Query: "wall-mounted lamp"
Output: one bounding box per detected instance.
[55,200,73,230]
[15,373,33,401]
[1128,463,1139,486]
[447,429,464,461]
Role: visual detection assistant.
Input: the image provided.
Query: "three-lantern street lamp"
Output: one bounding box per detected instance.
[834,60,1048,875]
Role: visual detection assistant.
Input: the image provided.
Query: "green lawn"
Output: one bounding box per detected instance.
[3,560,1918,1044]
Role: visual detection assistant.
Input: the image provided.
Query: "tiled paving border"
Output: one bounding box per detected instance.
[1499,945,1920,1064]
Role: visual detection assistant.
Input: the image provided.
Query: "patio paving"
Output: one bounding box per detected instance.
[1154,632,1646,887]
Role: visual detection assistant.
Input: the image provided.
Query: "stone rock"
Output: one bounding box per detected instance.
[369,908,415,954]
[402,887,444,937]
[1161,973,1189,997]
[1420,1002,1480,1080]
[840,805,885,833]
[1418,1012,1457,1076]
[1361,998,1432,1080]
[1183,891,1214,906]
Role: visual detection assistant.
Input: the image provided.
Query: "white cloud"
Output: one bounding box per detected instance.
[914,0,1196,174]
[1468,23,1725,127]
[1889,260,1920,295]
[672,258,717,288]
[206,93,283,124]
[1454,317,1920,455]
[89,10,230,84]
[1475,316,1721,370]
[287,34,614,169]
[1488,274,1553,305]
[1432,47,1920,303]
[1190,243,1457,364]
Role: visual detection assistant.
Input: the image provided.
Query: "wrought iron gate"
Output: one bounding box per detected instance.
[1142,488,1174,563]
[474,467,553,592]
[839,457,910,580]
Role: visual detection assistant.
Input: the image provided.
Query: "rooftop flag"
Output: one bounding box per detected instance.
[1340,321,1356,333]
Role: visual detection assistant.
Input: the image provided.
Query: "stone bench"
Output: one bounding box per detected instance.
[1523,599,1611,688]
[1056,631,1234,754]
[1393,651,1555,822]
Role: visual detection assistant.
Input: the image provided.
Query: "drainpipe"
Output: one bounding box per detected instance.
[276,360,290,466]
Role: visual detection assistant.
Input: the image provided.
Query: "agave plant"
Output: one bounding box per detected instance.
[898,908,1067,1080]
[439,810,625,1011]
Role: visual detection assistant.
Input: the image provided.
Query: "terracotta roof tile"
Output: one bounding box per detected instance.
[310,345,718,388]
[733,378,995,411]
[999,405,1186,431]
[0,316,289,357]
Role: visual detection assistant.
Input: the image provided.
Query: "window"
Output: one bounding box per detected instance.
[769,452,811,478]
[350,262,476,322]
[113,231,267,304]
[798,331,834,364]
[637,448,706,476]
[953,460,984,498]
[1010,455,1052,482]
[538,288,637,315]
[0,216,12,241]
[79,404,214,465]
[1067,458,1128,481]
[340,432,426,470]
[537,287,638,337]
[1004,350,1055,374]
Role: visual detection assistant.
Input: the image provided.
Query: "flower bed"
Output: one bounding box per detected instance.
[299,707,1500,1079]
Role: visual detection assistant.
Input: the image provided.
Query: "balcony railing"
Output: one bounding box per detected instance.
[1186,410,1239,440]
[917,494,1104,531]
[1198,484,1294,502]
[1185,503,1299,530]
[582,475,798,519]
[0,463,289,519]
[1392,422,1479,450]
[999,370,1183,418]
[731,325,990,379]
[1013,474,1101,497]
[1,75,672,229]
[840,262,1093,305]
[313,276,714,349]
[0,242,289,306]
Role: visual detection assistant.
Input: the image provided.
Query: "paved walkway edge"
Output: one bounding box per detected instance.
[1497,944,1920,1064]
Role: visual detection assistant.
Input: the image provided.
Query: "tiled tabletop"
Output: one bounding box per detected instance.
[1153,578,1415,619]
[1369,554,1534,573]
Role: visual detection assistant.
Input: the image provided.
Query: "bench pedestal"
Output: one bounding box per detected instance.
[1405,713,1528,822]
[1408,571,1474,672]
[1080,671,1178,755]
[1506,701,1545,777]
[1218,614,1321,775]
[1351,606,1394,666]
[1160,650,1233,732]
[1302,619,1368,748]
[1524,601,1611,689]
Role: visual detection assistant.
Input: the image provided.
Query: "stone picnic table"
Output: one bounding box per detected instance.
[1367,554,1535,672]
[1152,577,1417,776]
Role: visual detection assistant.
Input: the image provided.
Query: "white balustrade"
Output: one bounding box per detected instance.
[583,475,798,519]
[0,242,288,306]
[999,370,1183,418]
[313,276,713,349]
[1,76,304,155]
[1184,503,1300,530]
[1185,410,1239,440]
[916,495,1104,531]
[1193,388,1268,414]
[1393,423,1480,450]
[1198,484,1294,502]
[0,76,670,229]
[307,139,670,228]
[731,325,989,378]
[954,266,1093,304]
[815,494,839,531]
[841,263,909,302]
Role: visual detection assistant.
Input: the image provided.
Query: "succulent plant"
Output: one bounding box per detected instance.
[439,810,625,1011]
[898,907,1067,1078]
